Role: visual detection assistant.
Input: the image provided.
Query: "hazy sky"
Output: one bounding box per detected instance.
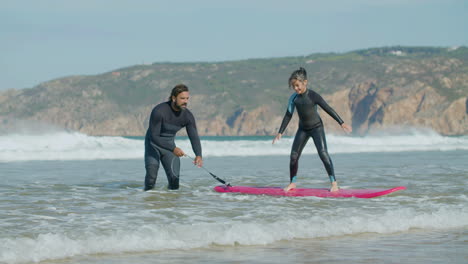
[2,0,467,90]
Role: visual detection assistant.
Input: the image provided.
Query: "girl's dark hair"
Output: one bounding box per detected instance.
[288,67,307,88]
[169,84,189,100]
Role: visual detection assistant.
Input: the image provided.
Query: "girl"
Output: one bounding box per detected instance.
[273,67,352,192]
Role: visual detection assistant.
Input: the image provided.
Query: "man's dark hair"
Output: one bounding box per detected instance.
[169,84,189,101]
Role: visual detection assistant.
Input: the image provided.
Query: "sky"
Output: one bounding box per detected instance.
[2,0,467,90]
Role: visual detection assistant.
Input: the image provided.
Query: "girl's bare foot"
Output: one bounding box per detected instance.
[330,181,339,192]
[284,183,296,192]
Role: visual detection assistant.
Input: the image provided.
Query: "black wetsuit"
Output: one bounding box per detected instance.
[278,89,344,183]
[144,101,202,190]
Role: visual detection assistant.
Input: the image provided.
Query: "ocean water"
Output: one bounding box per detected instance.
[1,129,467,264]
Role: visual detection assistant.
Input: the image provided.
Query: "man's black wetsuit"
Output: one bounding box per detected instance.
[144,101,202,190]
[278,89,344,183]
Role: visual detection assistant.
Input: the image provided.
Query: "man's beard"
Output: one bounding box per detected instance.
[173,102,187,111]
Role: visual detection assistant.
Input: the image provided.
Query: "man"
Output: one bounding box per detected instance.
[144,84,203,191]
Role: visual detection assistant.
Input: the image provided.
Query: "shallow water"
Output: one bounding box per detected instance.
[1,132,467,263]
[1,150,467,264]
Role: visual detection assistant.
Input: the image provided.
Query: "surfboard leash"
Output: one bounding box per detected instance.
[185,155,231,187]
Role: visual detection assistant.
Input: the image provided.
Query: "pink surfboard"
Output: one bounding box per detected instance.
[214,185,406,198]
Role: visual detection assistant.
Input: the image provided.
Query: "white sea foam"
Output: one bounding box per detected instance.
[1,205,467,263]
[1,129,467,161]
[0,132,143,162]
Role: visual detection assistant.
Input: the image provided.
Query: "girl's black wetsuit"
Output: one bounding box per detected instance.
[278,89,344,183]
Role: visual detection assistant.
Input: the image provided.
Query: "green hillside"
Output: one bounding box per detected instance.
[1,46,467,136]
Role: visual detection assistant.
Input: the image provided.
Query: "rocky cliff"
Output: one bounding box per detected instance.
[1,47,467,136]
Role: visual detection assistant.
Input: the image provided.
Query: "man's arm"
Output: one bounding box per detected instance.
[186,112,202,157]
[186,112,203,167]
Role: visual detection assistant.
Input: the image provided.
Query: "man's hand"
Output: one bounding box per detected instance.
[173,147,185,157]
[193,156,203,168]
